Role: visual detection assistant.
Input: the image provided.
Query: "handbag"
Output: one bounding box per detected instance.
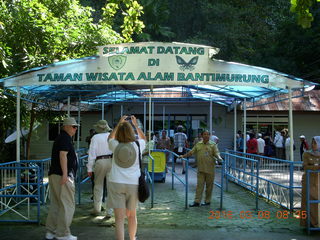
[136,141,150,203]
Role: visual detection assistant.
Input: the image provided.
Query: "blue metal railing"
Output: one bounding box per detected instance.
[1,147,308,223]
[0,163,41,223]
[0,148,88,223]
[224,152,260,210]
[306,169,320,234]
[225,150,302,211]
[153,148,225,210]
[166,149,189,209]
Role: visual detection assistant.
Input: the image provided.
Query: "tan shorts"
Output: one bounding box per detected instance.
[107,182,138,210]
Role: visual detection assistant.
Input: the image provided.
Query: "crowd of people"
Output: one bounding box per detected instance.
[44,116,319,239]
[236,129,310,161]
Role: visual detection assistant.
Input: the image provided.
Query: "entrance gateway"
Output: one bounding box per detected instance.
[1,42,316,162]
[3,42,308,88]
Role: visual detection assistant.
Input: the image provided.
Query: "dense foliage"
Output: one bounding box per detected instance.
[290,0,320,28]
[134,0,320,83]
[0,0,144,161]
[0,0,319,161]
[0,0,144,78]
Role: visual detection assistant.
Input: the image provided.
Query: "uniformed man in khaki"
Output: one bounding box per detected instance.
[179,130,221,207]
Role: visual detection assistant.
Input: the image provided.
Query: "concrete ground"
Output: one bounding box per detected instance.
[1,163,320,240]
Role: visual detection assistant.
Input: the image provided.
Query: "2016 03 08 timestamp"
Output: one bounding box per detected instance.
[208,210,307,220]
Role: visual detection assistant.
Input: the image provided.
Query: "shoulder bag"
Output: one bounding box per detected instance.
[135,141,150,203]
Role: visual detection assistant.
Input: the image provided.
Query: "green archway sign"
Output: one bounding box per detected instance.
[4,42,304,89]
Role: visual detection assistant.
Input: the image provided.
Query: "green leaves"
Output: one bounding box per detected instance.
[0,0,145,161]
[290,0,319,28]
[103,0,144,42]
[0,0,144,77]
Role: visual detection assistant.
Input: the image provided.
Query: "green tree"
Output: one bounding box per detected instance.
[135,0,175,41]
[0,0,145,161]
[171,0,290,64]
[0,0,144,77]
[290,0,320,28]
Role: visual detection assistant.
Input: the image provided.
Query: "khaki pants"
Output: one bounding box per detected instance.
[46,174,75,237]
[93,158,112,213]
[195,171,215,203]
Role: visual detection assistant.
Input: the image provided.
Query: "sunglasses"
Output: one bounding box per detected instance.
[72,126,78,129]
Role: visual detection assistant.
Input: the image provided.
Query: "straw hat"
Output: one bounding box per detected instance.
[94,120,111,133]
[114,143,136,168]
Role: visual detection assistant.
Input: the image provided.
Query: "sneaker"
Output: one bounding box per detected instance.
[201,202,211,206]
[45,232,55,240]
[189,202,200,207]
[90,209,102,216]
[107,208,113,216]
[55,234,77,240]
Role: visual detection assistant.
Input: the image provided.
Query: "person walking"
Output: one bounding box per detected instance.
[87,120,113,216]
[179,130,222,207]
[264,137,275,157]
[257,133,265,155]
[246,132,258,154]
[236,131,244,152]
[157,130,171,169]
[210,130,219,144]
[157,130,171,151]
[45,117,79,240]
[107,115,146,240]
[274,131,284,159]
[284,132,295,161]
[299,135,309,161]
[174,126,188,174]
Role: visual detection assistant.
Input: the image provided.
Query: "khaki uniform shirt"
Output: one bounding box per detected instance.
[189,140,221,174]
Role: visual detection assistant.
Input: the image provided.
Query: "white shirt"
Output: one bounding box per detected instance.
[257,138,265,154]
[87,132,113,172]
[285,137,294,149]
[174,132,187,148]
[108,138,146,185]
[274,133,283,148]
[210,135,219,144]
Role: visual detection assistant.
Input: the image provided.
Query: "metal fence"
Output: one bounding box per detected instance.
[0,148,88,223]
[0,162,41,223]
[153,149,225,210]
[0,148,306,223]
[225,150,303,210]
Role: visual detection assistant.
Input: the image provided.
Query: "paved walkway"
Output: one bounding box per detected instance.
[1,163,319,240]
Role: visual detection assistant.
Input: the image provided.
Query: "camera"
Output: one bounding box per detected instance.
[125,115,132,121]
[125,115,139,138]
[125,115,135,130]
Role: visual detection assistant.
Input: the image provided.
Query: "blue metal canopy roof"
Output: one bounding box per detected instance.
[0,41,317,109]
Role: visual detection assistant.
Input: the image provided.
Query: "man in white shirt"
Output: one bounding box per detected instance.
[173,126,188,174]
[257,133,265,155]
[87,120,113,216]
[210,131,219,144]
[274,131,284,159]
